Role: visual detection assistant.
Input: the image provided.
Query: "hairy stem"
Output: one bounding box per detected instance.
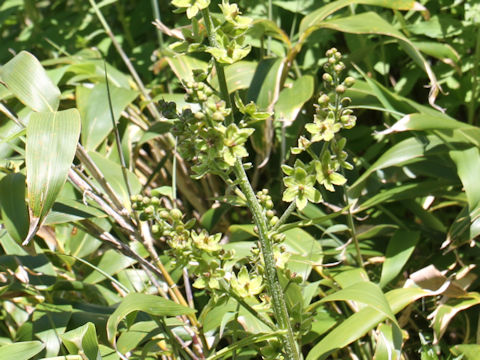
[201,8,234,125]
[233,161,300,360]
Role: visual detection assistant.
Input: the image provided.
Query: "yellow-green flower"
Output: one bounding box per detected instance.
[171,0,210,19]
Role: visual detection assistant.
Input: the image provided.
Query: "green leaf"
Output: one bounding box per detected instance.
[450,344,480,359]
[432,296,480,343]
[33,304,72,357]
[211,61,257,94]
[25,109,81,244]
[0,51,60,111]
[107,293,195,346]
[380,230,420,288]
[299,12,440,109]
[348,135,445,198]
[0,173,29,243]
[306,287,433,360]
[77,83,138,150]
[61,322,101,360]
[87,151,142,209]
[0,341,44,360]
[165,54,208,83]
[320,281,398,325]
[300,0,423,34]
[374,323,403,360]
[275,75,314,124]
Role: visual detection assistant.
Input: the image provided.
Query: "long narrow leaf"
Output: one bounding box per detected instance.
[0,51,60,112]
[25,109,81,244]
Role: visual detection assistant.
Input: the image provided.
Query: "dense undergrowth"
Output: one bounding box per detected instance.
[1,0,480,359]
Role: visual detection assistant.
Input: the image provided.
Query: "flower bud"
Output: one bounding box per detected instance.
[322,73,333,83]
[335,85,346,94]
[212,111,225,122]
[318,94,330,105]
[344,76,355,87]
[170,208,183,220]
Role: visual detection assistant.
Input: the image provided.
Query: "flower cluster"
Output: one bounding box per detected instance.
[283,48,356,210]
[161,81,254,179]
[170,0,252,64]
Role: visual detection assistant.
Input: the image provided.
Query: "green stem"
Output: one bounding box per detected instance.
[272,201,297,232]
[233,161,300,360]
[341,179,363,268]
[201,8,234,125]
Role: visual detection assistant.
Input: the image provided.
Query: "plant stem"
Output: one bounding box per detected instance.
[272,201,297,231]
[201,8,234,125]
[341,180,363,268]
[233,161,300,360]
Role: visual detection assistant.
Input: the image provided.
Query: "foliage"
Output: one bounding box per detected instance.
[1,0,480,359]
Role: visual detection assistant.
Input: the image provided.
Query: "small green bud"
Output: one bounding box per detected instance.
[266,210,275,218]
[212,111,225,122]
[152,224,161,233]
[170,208,183,220]
[322,73,333,83]
[335,85,346,94]
[151,196,161,206]
[194,112,205,120]
[142,197,151,205]
[334,63,345,73]
[318,94,330,105]
[269,216,279,227]
[344,77,355,87]
[159,210,170,219]
[144,205,154,214]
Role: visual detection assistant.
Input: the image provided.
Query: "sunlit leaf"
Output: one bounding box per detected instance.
[25,109,81,244]
[107,293,195,347]
[61,322,101,360]
[0,51,60,112]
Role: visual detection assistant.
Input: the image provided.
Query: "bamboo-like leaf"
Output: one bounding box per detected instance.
[61,322,101,360]
[275,75,314,125]
[298,12,441,110]
[77,83,138,150]
[300,0,424,34]
[0,51,60,112]
[0,341,44,360]
[0,173,29,243]
[306,287,433,360]
[24,109,81,245]
[107,293,195,347]
[380,230,420,288]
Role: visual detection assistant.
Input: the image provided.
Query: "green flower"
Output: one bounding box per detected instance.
[305,113,342,143]
[191,230,222,252]
[222,124,254,166]
[230,266,264,298]
[314,151,346,192]
[219,1,252,29]
[282,160,322,210]
[171,0,210,19]
[205,33,251,64]
[331,137,353,170]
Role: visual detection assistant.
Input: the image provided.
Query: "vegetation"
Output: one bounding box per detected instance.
[0,0,480,359]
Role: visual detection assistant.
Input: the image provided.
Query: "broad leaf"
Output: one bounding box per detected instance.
[0,51,60,112]
[0,173,29,243]
[25,109,81,244]
[0,341,44,360]
[275,75,314,125]
[107,293,195,346]
[61,322,101,360]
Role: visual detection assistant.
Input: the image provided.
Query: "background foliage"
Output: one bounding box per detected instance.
[1,0,480,359]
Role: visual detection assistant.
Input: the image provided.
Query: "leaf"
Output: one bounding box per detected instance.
[33,304,72,357]
[211,61,257,94]
[306,287,433,360]
[248,19,291,47]
[0,51,60,111]
[0,173,29,243]
[320,281,398,325]
[299,12,441,109]
[300,0,424,34]
[106,293,195,347]
[165,54,208,83]
[450,344,480,359]
[374,323,403,360]
[432,296,480,343]
[87,151,141,209]
[283,227,322,279]
[247,58,284,110]
[77,83,138,150]
[0,341,44,360]
[275,75,314,125]
[61,322,101,360]
[24,109,81,245]
[349,135,445,199]
[380,230,420,288]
